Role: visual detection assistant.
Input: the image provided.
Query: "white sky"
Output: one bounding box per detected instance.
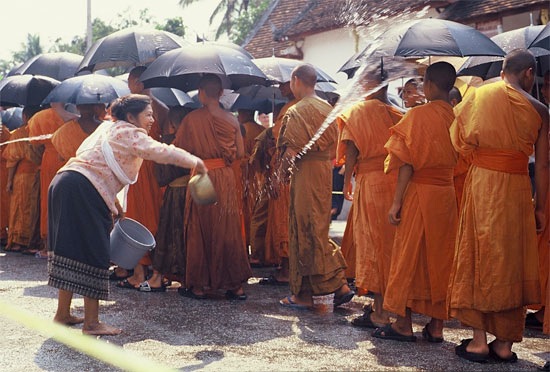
[0,0,221,60]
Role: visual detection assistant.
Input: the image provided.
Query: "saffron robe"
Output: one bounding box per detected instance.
[51,120,90,162]
[28,108,65,239]
[174,107,252,291]
[0,126,12,241]
[336,99,403,295]
[383,100,458,319]
[448,81,543,342]
[3,125,41,248]
[278,96,347,296]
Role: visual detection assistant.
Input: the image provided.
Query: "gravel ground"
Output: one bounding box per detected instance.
[0,245,548,372]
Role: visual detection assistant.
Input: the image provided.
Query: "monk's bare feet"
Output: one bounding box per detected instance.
[465,338,489,355]
[426,319,443,339]
[82,322,122,336]
[54,315,85,326]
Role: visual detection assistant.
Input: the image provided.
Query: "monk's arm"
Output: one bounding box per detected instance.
[343,140,358,201]
[389,163,413,225]
[534,105,549,233]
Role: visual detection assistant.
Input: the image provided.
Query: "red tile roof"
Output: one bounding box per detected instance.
[438,0,548,23]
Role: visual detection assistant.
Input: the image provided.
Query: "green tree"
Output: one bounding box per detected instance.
[156,17,186,37]
[13,34,43,63]
[179,0,269,42]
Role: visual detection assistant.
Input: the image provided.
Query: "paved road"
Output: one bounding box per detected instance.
[0,248,548,371]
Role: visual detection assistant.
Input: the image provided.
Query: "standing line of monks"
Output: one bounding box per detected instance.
[1,49,548,365]
[337,50,549,364]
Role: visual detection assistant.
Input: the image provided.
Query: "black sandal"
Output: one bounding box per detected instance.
[454,339,489,363]
[488,340,518,363]
[371,324,417,342]
[178,288,207,300]
[259,275,288,286]
[422,323,444,343]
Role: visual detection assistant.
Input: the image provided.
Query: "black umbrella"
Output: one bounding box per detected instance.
[235,85,284,101]
[231,95,285,114]
[338,49,368,79]
[139,44,269,91]
[372,18,505,58]
[252,56,336,83]
[529,24,550,50]
[458,25,550,80]
[13,52,83,81]
[150,87,198,108]
[0,107,23,130]
[0,74,60,107]
[77,28,188,72]
[315,82,340,102]
[200,41,255,59]
[42,75,130,105]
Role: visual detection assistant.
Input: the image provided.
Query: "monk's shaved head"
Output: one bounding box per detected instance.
[503,49,536,75]
[291,64,317,88]
[425,62,456,92]
[449,87,462,102]
[198,74,223,98]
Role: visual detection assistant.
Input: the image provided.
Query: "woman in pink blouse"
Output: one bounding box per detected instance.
[47,94,207,336]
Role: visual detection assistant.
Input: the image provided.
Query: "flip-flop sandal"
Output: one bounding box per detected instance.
[334,290,355,307]
[525,312,543,329]
[138,280,167,292]
[178,288,207,300]
[116,279,139,290]
[422,323,444,343]
[259,275,288,286]
[225,290,247,300]
[488,340,518,363]
[372,324,417,342]
[279,296,311,310]
[454,339,489,363]
[351,310,388,329]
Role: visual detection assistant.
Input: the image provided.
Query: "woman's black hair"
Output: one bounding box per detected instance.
[110,94,152,122]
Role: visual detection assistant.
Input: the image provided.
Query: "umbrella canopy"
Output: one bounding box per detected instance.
[338,49,368,79]
[458,25,550,80]
[199,41,255,59]
[529,24,550,50]
[139,44,269,91]
[0,74,60,107]
[0,107,23,130]
[253,56,336,84]
[372,18,505,58]
[150,87,197,108]
[231,95,285,114]
[13,52,83,81]
[77,28,188,72]
[42,75,130,105]
[235,85,284,101]
[315,82,340,102]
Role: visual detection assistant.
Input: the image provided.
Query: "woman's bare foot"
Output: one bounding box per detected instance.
[82,322,122,336]
[54,315,85,325]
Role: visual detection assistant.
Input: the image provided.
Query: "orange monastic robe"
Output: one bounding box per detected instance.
[175,107,252,291]
[383,100,458,320]
[51,120,89,162]
[0,126,11,241]
[336,99,403,295]
[28,108,65,239]
[3,126,41,248]
[125,120,164,267]
[240,120,265,250]
[448,81,543,342]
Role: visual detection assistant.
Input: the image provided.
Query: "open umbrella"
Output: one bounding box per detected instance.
[372,18,505,58]
[0,107,23,130]
[253,56,336,84]
[13,52,83,81]
[42,75,130,105]
[150,87,197,108]
[139,44,269,91]
[458,25,550,80]
[77,28,188,73]
[315,82,340,102]
[0,74,60,107]
[235,85,284,101]
[231,95,285,113]
[529,24,550,50]
[200,41,255,59]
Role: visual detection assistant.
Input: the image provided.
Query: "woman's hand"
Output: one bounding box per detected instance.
[195,158,208,175]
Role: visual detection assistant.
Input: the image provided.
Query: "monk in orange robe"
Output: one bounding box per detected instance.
[448,50,549,363]
[28,104,77,256]
[252,96,297,284]
[0,124,10,246]
[116,66,168,288]
[3,107,43,253]
[449,87,469,211]
[236,109,265,262]
[336,84,403,327]
[277,64,353,309]
[175,74,252,300]
[373,62,458,343]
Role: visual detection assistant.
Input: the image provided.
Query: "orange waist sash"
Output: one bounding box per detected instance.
[356,155,386,174]
[472,148,528,175]
[411,168,454,186]
[203,158,227,170]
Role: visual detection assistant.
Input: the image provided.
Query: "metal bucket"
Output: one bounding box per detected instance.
[110,217,156,269]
